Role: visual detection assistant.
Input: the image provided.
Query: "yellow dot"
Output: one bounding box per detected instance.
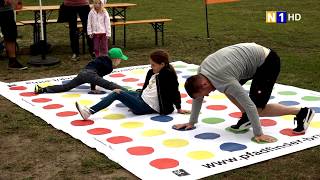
[179,83,185,89]
[310,121,320,128]
[121,122,144,128]
[280,115,295,121]
[142,129,166,137]
[38,82,53,87]
[100,108,108,112]
[131,69,145,75]
[163,139,189,148]
[187,151,214,160]
[209,93,227,100]
[103,114,126,120]
[78,99,94,106]
[62,94,81,98]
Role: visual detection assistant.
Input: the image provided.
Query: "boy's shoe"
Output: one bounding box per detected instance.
[230,113,251,131]
[292,107,315,134]
[71,54,80,61]
[34,85,45,94]
[75,101,92,120]
[8,60,28,70]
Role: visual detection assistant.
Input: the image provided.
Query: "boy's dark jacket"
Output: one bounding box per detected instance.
[141,67,181,115]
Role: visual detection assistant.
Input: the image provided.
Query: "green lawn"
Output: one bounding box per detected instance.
[1,0,319,179]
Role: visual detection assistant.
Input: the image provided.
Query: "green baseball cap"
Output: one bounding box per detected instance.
[108,48,128,60]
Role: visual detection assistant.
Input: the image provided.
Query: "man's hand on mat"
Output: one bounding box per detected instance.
[113,89,122,94]
[177,109,191,114]
[173,123,194,130]
[254,134,277,143]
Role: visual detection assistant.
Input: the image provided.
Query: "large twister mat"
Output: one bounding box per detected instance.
[1,61,320,179]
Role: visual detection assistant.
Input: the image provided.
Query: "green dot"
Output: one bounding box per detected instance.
[278,91,297,96]
[302,96,320,101]
[202,117,225,124]
[173,65,187,68]
[187,68,197,72]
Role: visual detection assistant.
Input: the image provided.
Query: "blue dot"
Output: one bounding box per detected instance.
[175,70,182,74]
[76,85,90,89]
[279,101,300,106]
[220,142,247,152]
[311,107,320,113]
[195,133,220,140]
[269,96,275,100]
[150,115,173,122]
[182,75,191,79]
[116,103,127,108]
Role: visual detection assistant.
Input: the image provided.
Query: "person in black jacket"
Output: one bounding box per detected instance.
[34,48,128,94]
[75,49,189,120]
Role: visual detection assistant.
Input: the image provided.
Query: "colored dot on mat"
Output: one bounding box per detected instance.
[71,120,94,126]
[122,78,139,82]
[187,68,197,72]
[32,98,52,103]
[131,69,145,75]
[229,112,242,118]
[278,91,297,96]
[182,75,191,79]
[75,85,90,89]
[62,94,81,98]
[206,105,227,110]
[209,93,227,100]
[278,101,300,106]
[19,92,37,97]
[78,99,94,106]
[195,133,220,140]
[43,104,64,109]
[202,117,225,124]
[220,142,247,152]
[280,128,304,136]
[245,81,252,85]
[310,107,320,113]
[260,119,277,127]
[280,115,295,121]
[87,128,112,135]
[150,115,173,122]
[310,121,320,128]
[180,93,188,98]
[9,86,27,90]
[302,96,320,101]
[149,158,179,169]
[107,136,133,144]
[110,73,126,77]
[38,82,53,87]
[103,114,126,120]
[269,96,275,100]
[121,122,144,129]
[137,83,144,87]
[186,99,206,104]
[187,151,214,160]
[56,111,78,117]
[115,103,127,108]
[173,65,187,68]
[175,70,182,74]
[163,139,189,148]
[127,146,154,156]
[142,129,166,137]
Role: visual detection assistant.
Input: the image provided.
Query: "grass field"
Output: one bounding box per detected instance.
[1,0,320,179]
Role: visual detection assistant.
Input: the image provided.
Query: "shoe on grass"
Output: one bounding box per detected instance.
[8,60,28,70]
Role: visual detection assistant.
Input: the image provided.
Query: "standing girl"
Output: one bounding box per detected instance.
[76,49,190,120]
[87,0,111,57]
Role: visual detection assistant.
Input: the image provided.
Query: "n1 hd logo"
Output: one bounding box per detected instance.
[266,11,301,23]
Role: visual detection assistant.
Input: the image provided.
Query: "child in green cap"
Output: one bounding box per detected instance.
[34,48,128,94]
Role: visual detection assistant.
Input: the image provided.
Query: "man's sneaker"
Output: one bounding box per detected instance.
[34,85,46,94]
[230,113,251,131]
[71,54,80,61]
[292,107,315,134]
[75,101,92,120]
[8,60,28,70]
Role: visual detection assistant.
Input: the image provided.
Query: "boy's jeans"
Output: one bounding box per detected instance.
[90,91,156,115]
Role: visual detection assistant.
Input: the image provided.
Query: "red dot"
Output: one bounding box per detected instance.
[19,92,37,97]
[206,105,227,110]
[127,146,154,156]
[280,128,305,136]
[110,73,126,78]
[87,128,112,135]
[186,99,206,104]
[43,104,64,109]
[107,136,132,144]
[56,111,78,117]
[122,78,139,82]
[71,120,94,126]
[150,158,179,169]
[229,112,242,118]
[260,119,277,127]
[180,93,188,98]
[137,83,144,87]
[10,86,27,90]
[32,98,52,103]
